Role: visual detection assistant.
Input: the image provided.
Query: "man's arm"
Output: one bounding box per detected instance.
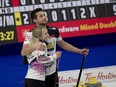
[57,39,89,55]
[21,42,44,56]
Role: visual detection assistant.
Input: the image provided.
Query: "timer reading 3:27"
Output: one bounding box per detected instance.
[0,31,14,41]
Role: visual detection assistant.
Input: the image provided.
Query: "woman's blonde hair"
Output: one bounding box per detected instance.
[30,25,46,46]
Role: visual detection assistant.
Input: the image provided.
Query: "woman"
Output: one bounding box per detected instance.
[24,25,62,87]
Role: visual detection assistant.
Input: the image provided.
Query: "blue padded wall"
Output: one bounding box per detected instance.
[0,33,116,87]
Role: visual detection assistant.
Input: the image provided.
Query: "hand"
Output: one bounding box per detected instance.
[55,51,62,58]
[39,44,46,51]
[81,48,89,55]
[33,42,46,51]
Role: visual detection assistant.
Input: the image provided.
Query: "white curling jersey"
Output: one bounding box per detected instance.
[45,25,62,75]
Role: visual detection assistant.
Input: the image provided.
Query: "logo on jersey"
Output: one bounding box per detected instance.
[47,41,55,51]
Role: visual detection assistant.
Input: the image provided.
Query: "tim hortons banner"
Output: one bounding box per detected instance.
[58,65,116,87]
[0,0,116,45]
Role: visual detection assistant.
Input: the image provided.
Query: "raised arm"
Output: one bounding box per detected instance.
[21,42,43,56]
[57,39,89,55]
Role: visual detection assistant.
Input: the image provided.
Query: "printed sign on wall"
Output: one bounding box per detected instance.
[0,0,116,45]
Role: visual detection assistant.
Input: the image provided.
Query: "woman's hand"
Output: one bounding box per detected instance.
[55,51,62,58]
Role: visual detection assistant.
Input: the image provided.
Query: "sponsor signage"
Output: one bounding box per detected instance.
[0,0,116,45]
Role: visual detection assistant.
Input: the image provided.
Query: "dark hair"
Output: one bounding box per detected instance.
[31,8,43,20]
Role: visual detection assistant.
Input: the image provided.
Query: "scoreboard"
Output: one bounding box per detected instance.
[0,0,116,45]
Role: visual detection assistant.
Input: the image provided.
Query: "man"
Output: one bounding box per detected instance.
[21,8,89,87]
[23,25,62,87]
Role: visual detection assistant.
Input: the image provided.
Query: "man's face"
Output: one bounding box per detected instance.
[34,11,48,25]
[40,28,49,41]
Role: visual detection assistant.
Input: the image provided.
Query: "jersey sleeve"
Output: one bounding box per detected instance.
[23,32,32,44]
[49,26,62,41]
[36,53,57,64]
[47,25,62,38]
[35,50,57,64]
[55,27,62,41]
[56,36,62,42]
[31,42,57,64]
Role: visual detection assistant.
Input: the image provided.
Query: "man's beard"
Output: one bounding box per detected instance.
[40,23,46,26]
[39,20,47,26]
[38,23,46,26]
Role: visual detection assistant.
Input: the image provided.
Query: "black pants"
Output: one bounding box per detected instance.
[24,79,46,87]
[45,71,59,87]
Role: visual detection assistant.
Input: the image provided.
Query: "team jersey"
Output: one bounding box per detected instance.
[23,25,62,79]
[25,43,57,81]
[45,26,62,75]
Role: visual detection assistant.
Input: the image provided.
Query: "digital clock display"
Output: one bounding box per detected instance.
[0,31,14,41]
[0,27,18,46]
[0,0,116,46]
